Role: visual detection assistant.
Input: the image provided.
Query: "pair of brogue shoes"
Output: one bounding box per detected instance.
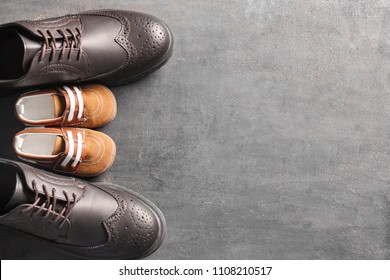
[0,9,173,259]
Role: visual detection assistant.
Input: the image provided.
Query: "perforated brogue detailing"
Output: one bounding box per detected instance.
[105,192,159,254]
[130,204,155,231]
[83,10,138,68]
[69,184,161,259]
[109,12,138,66]
[132,14,168,66]
[117,36,138,65]
[120,201,157,251]
[84,10,169,69]
[101,186,128,248]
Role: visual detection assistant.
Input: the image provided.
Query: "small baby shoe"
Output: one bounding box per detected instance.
[15,84,117,128]
[13,127,116,177]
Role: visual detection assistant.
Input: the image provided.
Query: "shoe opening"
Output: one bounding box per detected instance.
[14,133,65,157]
[0,27,26,80]
[16,93,66,122]
[0,162,18,215]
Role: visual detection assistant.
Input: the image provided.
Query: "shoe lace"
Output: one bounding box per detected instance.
[21,180,79,228]
[37,27,83,62]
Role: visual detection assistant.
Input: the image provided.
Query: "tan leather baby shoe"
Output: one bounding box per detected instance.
[13,127,116,177]
[15,84,117,128]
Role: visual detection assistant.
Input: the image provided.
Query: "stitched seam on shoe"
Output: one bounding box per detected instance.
[83,139,116,176]
[63,184,127,251]
[82,50,91,77]
[34,168,77,182]
[80,12,132,80]
[39,64,81,74]
[82,134,104,165]
[96,102,117,127]
[85,91,103,119]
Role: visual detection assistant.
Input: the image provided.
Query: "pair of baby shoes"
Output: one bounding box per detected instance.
[13,84,117,177]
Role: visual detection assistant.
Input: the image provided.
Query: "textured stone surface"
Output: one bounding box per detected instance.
[1,0,390,259]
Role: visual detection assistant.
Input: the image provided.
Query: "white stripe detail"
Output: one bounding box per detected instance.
[73,86,84,120]
[71,132,83,168]
[63,86,75,121]
[61,131,74,167]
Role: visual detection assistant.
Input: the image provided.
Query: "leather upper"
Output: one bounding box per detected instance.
[0,158,165,259]
[0,10,173,88]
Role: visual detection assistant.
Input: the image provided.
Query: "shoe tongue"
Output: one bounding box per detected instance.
[52,136,65,155]
[2,173,35,213]
[17,31,42,71]
[52,94,66,118]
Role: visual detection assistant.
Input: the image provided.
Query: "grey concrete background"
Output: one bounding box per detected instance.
[1,0,390,259]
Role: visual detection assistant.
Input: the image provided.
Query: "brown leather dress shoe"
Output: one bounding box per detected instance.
[0,158,165,259]
[0,10,173,88]
[14,127,116,177]
[15,84,117,128]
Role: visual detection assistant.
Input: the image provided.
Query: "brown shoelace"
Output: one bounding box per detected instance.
[37,27,83,62]
[21,179,78,228]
